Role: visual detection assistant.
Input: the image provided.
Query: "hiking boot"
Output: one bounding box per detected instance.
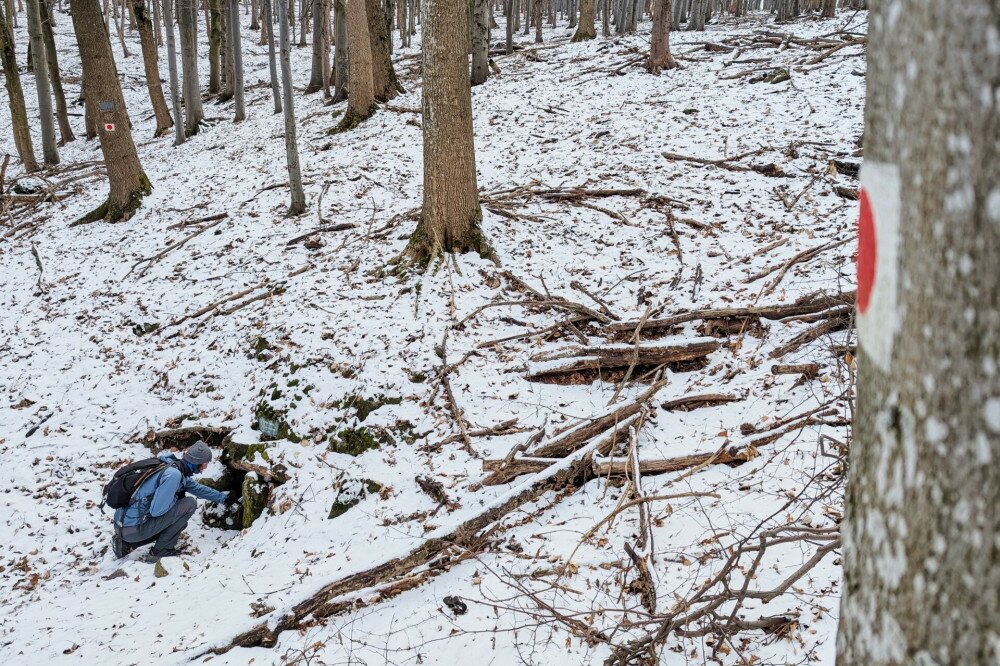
[112,533,135,559]
[145,547,184,562]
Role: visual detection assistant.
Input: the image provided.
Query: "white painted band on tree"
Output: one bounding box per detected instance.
[857,161,902,373]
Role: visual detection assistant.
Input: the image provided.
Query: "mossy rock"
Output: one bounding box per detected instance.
[766,67,791,84]
[334,394,402,422]
[241,473,270,529]
[328,477,382,519]
[253,400,300,443]
[329,426,395,456]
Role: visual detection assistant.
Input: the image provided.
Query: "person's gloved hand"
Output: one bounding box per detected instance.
[224,491,241,505]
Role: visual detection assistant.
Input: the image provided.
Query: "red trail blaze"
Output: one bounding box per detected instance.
[857,188,876,315]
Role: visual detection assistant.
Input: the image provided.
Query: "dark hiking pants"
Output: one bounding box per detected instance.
[119,497,197,552]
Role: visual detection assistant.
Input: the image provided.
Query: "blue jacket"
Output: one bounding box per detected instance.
[114,453,228,528]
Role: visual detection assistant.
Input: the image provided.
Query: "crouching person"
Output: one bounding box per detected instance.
[112,441,234,561]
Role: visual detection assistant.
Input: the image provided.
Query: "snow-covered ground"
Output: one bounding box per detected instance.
[1,9,864,665]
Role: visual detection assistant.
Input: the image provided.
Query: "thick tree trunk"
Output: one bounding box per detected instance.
[133,0,173,136]
[471,0,488,86]
[647,0,676,73]
[405,0,493,265]
[0,1,38,172]
[505,0,513,54]
[306,0,324,93]
[39,0,74,145]
[25,0,58,164]
[332,0,347,102]
[532,0,541,42]
[161,0,185,144]
[229,0,246,121]
[572,0,595,41]
[263,0,282,113]
[365,0,401,101]
[69,0,151,223]
[820,0,834,18]
[837,0,1000,664]
[177,0,205,134]
[338,0,375,129]
[276,0,305,214]
[209,0,223,93]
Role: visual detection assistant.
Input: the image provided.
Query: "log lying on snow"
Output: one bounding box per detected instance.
[199,387,665,657]
[607,290,855,337]
[526,339,720,383]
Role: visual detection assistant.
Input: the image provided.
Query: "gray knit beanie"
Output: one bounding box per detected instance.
[183,440,213,466]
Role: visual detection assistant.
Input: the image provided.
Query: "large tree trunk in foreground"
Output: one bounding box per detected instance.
[39,0,74,145]
[133,0,173,136]
[405,0,493,265]
[177,0,205,134]
[365,0,401,101]
[276,0,305,215]
[25,0,58,164]
[0,2,38,172]
[338,0,375,129]
[70,0,151,223]
[647,0,676,74]
[572,0,595,41]
[837,0,1000,663]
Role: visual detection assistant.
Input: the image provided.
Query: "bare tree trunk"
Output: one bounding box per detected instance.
[647,0,675,73]
[275,0,305,215]
[505,0,513,53]
[69,0,151,223]
[229,0,246,121]
[572,0,594,40]
[39,0,74,144]
[0,1,38,172]
[263,0,282,112]
[838,0,1000,663]
[471,0,488,86]
[209,0,223,93]
[306,0,324,92]
[405,0,493,265]
[820,0,833,18]
[365,0,401,100]
[177,0,204,133]
[25,0,59,164]
[161,0,185,144]
[532,0,541,42]
[332,0,347,102]
[133,0,173,136]
[338,0,374,129]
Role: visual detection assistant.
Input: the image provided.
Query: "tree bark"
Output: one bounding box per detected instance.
[39,0,74,145]
[276,0,305,215]
[0,1,38,172]
[209,0,223,93]
[133,0,173,136]
[572,0,594,41]
[332,0,347,102]
[25,0,59,164]
[263,0,282,113]
[837,0,1000,663]
[338,0,375,129]
[365,0,401,101]
[161,0,185,144]
[820,0,834,18]
[306,0,325,93]
[177,0,205,134]
[532,0,541,42]
[647,0,676,73]
[69,0,152,223]
[471,0,488,86]
[405,0,493,265]
[229,0,246,121]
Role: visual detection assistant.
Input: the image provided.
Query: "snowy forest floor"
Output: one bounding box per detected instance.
[1,9,865,666]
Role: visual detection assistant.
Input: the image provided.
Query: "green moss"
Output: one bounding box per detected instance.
[253,400,300,443]
[335,394,402,422]
[328,104,377,135]
[241,474,270,529]
[328,478,382,519]
[329,426,394,455]
[407,371,427,384]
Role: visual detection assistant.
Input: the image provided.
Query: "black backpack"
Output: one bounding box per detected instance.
[102,458,169,510]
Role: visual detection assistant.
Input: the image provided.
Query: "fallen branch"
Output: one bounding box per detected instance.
[526,339,720,384]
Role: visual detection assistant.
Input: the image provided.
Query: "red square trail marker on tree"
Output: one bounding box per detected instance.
[104,123,116,132]
[856,162,902,373]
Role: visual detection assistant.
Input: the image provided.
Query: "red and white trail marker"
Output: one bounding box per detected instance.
[856,162,901,372]
[104,123,116,132]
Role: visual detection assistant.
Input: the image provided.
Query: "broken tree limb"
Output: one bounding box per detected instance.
[661,393,740,412]
[769,311,852,359]
[526,340,720,384]
[284,222,357,247]
[608,291,855,336]
[199,422,625,657]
